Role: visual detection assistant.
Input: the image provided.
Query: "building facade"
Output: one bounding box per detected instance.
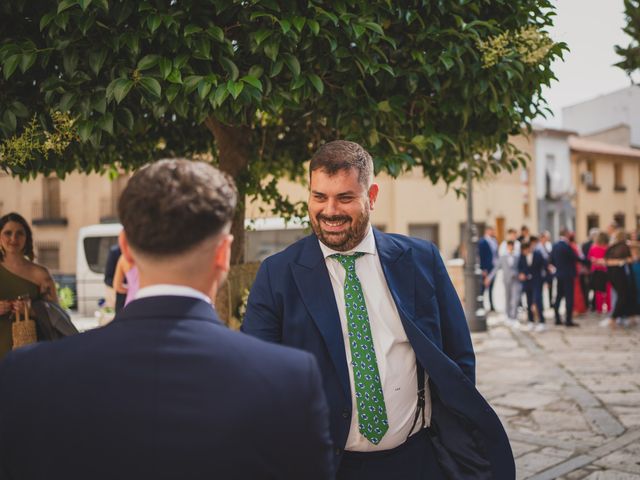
[570,136,640,239]
[1,155,536,278]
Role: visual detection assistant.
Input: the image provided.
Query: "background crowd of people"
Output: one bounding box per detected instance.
[479,223,640,331]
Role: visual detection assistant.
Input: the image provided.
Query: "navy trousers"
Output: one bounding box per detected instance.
[337,429,445,480]
[554,276,575,324]
[524,280,545,323]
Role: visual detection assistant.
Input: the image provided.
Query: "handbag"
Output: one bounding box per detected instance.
[12,301,38,349]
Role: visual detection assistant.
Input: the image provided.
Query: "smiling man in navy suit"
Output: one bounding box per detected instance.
[243,141,515,479]
[0,159,333,480]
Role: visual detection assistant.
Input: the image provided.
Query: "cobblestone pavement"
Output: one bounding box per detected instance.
[473,310,640,480]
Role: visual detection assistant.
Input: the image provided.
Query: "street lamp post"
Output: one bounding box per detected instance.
[464,164,487,332]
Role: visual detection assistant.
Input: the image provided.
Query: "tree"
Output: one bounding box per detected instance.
[1,0,565,262]
[615,0,640,79]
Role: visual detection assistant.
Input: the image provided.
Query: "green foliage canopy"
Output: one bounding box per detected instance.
[0,0,565,260]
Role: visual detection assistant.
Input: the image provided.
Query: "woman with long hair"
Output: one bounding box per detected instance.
[605,230,637,327]
[588,231,611,313]
[0,212,58,359]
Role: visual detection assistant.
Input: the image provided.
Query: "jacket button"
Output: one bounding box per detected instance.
[342,410,350,418]
[335,448,341,456]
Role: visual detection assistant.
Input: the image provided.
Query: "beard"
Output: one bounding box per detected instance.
[311,209,370,252]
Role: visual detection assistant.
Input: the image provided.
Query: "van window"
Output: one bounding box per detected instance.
[83,236,118,274]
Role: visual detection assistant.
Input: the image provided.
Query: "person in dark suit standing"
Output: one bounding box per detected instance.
[243,141,514,480]
[103,243,126,312]
[0,159,333,480]
[478,226,498,311]
[518,238,547,331]
[551,228,585,327]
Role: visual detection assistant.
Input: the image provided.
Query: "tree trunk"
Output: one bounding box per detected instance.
[204,116,250,264]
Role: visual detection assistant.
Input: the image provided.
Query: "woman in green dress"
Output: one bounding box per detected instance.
[0,212,58,360]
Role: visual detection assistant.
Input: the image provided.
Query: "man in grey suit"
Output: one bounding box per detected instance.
[487,239,521,327]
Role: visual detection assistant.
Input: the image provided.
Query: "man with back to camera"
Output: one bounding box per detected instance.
[0,159,333,480]
[551,228,585,327]
[242,140,515,479]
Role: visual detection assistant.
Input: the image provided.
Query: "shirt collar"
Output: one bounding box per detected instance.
[318,225,376,259]
[135,284,212,304]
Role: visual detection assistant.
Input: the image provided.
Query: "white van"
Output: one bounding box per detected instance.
[76,223,122,315]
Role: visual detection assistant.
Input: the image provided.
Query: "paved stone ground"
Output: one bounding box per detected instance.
[474,308,640,480]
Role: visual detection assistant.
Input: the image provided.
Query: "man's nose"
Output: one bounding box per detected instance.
[324,198,340,216]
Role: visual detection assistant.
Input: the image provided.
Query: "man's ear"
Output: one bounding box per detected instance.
[213,234,234,273]
[368,183,379,210]
[118,231,135,265]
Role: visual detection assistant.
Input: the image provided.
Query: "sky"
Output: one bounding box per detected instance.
[538,0,637,128]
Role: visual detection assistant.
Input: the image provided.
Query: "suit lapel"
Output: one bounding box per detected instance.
[290,236,351,400]
[374,230,416,325]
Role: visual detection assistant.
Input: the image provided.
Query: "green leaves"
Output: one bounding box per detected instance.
[137,54,159,71]
[57,0,77,14]
[106,78,134,104]
[89,49,107,76]
[138,77,162,100]
[283,54,300,77]
[158,57,172,79]
[2,55,21,80]
[241,75,263,91]
[226,80,244,100]
[220,57,239,81]
[308,73,323,94]
[1,0,566,226]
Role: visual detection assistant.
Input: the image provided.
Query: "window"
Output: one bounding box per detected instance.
[586,214,599,236]
[584,158,599,191]
[83,236,119,274]
[100,174,129,222]
[42,177,61,219]
[613,213,626,229]
[614,163,625,191]
[408,224,439,247]
[33,176,67,225]
[37,242,60,271]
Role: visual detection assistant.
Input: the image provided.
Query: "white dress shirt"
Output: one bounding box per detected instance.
[135,284,213,304]
[319,227,431,451]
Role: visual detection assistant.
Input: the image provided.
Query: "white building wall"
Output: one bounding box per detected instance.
[534,134,573,199]
[562,86,640,147]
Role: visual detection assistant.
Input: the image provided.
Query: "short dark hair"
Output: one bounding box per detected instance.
[529,235,539,243]
[521,241,531,250]
[309,140,373,187]
[118,159,237,256]
[506,240,514,247]
[0,212,34,261]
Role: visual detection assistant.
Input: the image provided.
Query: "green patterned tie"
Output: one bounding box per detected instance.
[332,253,388,445]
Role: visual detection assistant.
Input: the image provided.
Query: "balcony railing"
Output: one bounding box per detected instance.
[32,200,68,226]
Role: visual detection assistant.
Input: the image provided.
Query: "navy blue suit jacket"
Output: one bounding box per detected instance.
[242,230,515,478]
[478,237,495,272]
[0,296,333,480]
[551,240,582,279]
[518,250,547,288]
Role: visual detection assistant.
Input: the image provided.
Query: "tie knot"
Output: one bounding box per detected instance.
[331,252,364,270]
